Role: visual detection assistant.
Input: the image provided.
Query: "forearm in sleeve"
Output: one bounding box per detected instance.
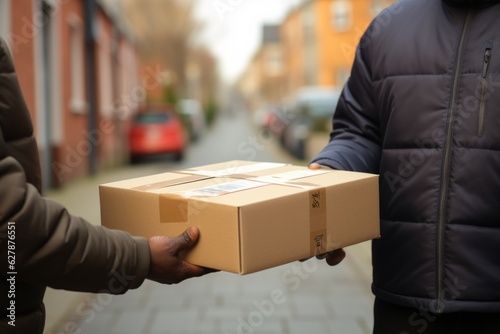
[0,156,150,294]
[311,46,381,173]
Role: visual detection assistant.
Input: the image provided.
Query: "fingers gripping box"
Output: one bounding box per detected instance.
[99,161,379,274]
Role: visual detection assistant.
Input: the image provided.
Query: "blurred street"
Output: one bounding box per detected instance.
[2,1,394,333]
[44,112,374,334]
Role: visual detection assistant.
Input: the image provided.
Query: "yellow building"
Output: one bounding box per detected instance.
[238,0,396,109]
[282,0,395,95]
[237,25,285,110]
[280,7,305,100]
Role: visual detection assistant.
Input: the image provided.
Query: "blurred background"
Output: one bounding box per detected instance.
[1,0,395,333]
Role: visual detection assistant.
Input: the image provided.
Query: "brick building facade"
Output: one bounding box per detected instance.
[1,0,138,189]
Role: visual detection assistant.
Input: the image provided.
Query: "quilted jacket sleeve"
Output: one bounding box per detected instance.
[0,38,150,294]
[310,43,382,173]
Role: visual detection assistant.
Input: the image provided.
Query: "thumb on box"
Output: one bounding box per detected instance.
[171,226,200,253]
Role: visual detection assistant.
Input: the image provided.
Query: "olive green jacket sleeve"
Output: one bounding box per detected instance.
[0,153,151,292]
[0,36,150,297]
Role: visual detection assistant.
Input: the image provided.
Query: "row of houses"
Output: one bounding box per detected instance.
[1,0,141,189]
[237,0,395,110]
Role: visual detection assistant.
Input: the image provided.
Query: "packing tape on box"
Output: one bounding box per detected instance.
[157,174,329,255]
[132,174,208,191]
[309,188,327,256]
[245,175,329,255]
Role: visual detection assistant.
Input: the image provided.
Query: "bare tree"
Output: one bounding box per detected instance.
[122,0,201,96]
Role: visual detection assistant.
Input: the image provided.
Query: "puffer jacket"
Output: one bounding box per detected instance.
[0,37,150,333]
[312,0,500,313]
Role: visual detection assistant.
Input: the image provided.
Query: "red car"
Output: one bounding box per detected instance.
[128,104,186,162]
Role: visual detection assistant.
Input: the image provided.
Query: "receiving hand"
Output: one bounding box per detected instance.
[147,227,215,284]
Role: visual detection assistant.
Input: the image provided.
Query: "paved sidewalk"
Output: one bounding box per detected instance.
[44,166,374,333]
[51,244,374,334]
[43,167,375,334]
[42,117,376,334]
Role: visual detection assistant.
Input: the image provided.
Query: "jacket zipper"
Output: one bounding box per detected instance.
[436,10,472,314]
[478,43,492,136]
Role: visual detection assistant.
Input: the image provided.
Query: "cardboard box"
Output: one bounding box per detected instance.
[99,161,379,274]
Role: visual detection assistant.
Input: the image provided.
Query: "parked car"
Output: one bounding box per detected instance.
[281,87,340,159]
[178,99,205,142]
[251,104,283,138]
[128,104,186,163]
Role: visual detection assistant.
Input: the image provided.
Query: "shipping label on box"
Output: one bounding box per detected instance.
[99,161,379,274]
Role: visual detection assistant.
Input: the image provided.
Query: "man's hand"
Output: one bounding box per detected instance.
[308,162,346,266]
[316,249,346,266]
[147,227,215,284]
[308,162,333,170]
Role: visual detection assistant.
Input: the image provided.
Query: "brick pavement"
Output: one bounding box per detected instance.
[45,167,375,334]
[43,118,376,334]
[56,244,374,334]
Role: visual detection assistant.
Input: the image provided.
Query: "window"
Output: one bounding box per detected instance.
[68,15,87,114]
[331,0,353,32]
[135,113,171,124]
[0,0,11,41]
[266,46,283,76]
